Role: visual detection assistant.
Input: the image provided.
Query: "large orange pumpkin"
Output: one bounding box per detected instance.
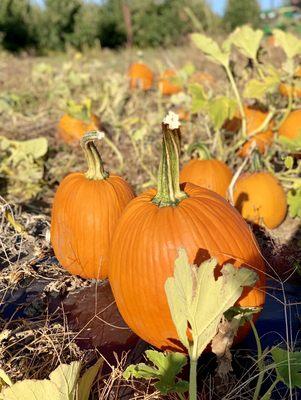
[278,109,301,141]
[159,69,182,95]
[109,113,265,351]
[51,131,135,279]
[238,107,274,157]
[128,62,153,91]
[234,172,287,229]
[57,113,100,144]
[180,151,233,198]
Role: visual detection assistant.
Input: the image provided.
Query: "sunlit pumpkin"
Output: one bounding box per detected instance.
[234,171,287,229]
[278,109,301,141]
[109,112,265,351]
[180,146,233,198]
[159,69,182,95]
[51,131,135,279]
[238,107,274,157]
[128,62,153,91]
[57,113,100,144]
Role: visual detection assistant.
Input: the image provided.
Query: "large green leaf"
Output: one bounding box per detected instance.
[124,350,188,395]
[272,347,301,388]
[273,29,301,59]
[191,33,229,67]
[244,73,280,100]
[207,96,237,130]
[165,248,258,358]
[287,188,301,219]
[77,359,103,400]
[227,25,263,60]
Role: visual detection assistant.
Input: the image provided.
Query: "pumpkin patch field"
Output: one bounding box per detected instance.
[0,26,301,400]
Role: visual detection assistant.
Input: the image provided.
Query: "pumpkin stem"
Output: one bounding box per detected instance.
[81,131,109,180]
[187,142,211,160]
[250,150,264,172]
[152,112,188,207]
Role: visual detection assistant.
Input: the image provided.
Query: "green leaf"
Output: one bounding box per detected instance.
[77,359,103,400]
[207,96,237,130]
[243,69,280,100]
[284,156,294,169]
[124,350,188,395]
[272,347,301,388]
[279,135,301,152]
[165,248,258,359]
[18,138,48,159]
[287,188,301,218]
[191,33,229,67]
[0,362,82,400]
[188,83,208,114]
[273,29,301,59]
[227,25,263,60]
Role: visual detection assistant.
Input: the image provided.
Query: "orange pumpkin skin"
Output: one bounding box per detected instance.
[234,172,287,230]
[128,62,153,91]
[51,173,135,280]
[238,107,274,157]
[109,182,266,351]
[58,114,100,144]
[190,71,214,86]
[159,69,182,95]
[278,110,301,141]
[180,159,233,198]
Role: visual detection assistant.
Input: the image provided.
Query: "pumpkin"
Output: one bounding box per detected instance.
[180,146,233,198]
[57,113,100,144]
[109,112,265,351]
[234,171,287,229]
[278,109,301,141]
[279,67,301,98]
[128,62,153,91]
[51,131,135,279]
[238,107,274,157]
[159,69,182,95]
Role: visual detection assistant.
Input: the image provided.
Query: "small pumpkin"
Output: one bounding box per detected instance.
[109,112,265,351]
[279,67,301,98]
[180,145,233,198]
[57,113,100,144]
[159,69,182,95]
[190,71,214,87]
[238,107,274,157]
[51,131,135,279]
[128,62,153,91]
[234,171,287,229]
[278,109,301,141]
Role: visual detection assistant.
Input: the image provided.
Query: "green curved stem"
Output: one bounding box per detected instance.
[152,117,188,207]
[224,65,247,138]
[187,142,211,160]
[250,320,265,400]
[81,131,109,180]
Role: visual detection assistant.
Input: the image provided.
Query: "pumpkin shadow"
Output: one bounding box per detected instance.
[234,192,249,214]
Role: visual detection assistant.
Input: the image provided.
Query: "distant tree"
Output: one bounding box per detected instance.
[223,0,261,31]
[0,0,39,52]
[39,0,82,51]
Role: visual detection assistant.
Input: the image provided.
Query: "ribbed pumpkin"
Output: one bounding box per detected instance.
[128,62,153,91]
[180,146,233,198]
[51,131,135,279]
[109,112,265,351]
[234,172,287,229]
[278,109,301,141]
[159,69,182,95]
[57,113,100,144]
[238,107,274,157]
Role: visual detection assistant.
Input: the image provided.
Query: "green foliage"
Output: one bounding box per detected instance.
[0,0,40,52]
[165,248,258,357]
[271,348,301,389]
[0,136,48,202]
[0,359,103,400]
[287,188,301,218]
[124,350,188,395]
[223,0,261,32]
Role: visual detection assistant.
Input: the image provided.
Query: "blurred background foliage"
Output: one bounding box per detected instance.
[0,0,299,53]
